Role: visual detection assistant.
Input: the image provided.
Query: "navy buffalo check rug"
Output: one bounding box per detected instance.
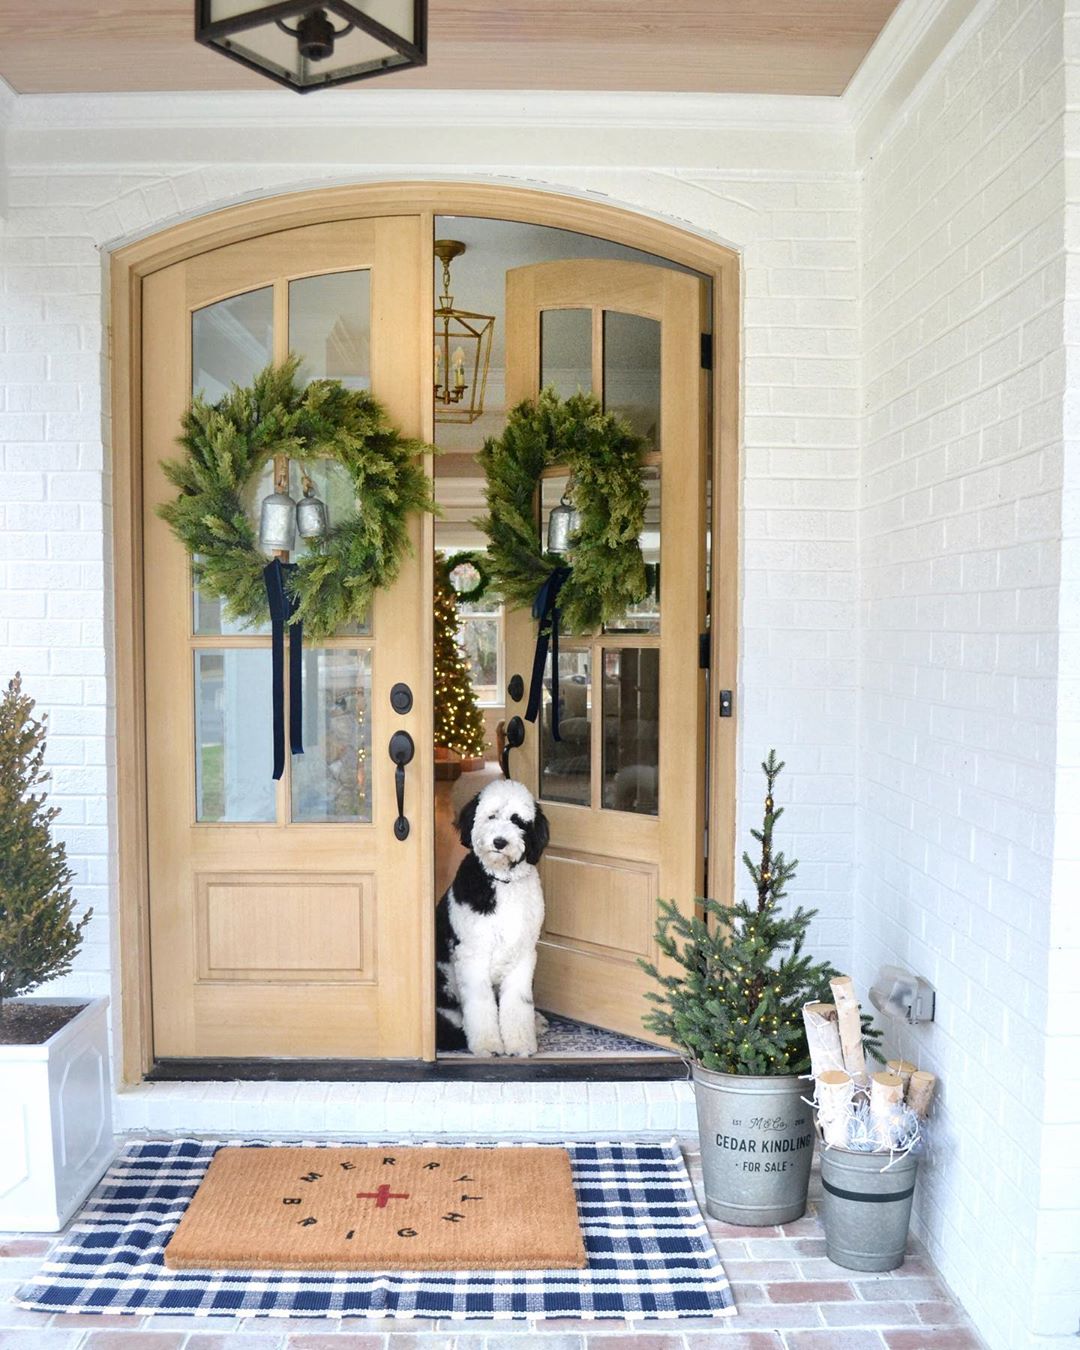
[16,1137,737,1322]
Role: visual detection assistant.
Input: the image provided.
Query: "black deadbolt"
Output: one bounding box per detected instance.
[507,673,525,703]
[390,682,413,714]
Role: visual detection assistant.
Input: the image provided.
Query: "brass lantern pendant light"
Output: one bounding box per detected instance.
[195,2,427,93]
[433,239,495,425]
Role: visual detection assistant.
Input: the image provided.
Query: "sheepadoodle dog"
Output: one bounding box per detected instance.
[435,778,550,1056]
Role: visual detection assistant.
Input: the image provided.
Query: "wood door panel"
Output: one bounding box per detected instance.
[186,984,386,1059]
[540,851,656,961]
[505,258,708,1040]
[195,873,374,983]
[532,947,665,1045]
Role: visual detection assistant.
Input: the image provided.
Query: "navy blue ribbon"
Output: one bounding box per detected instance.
[525,566,572,742]
[263,558,304,781]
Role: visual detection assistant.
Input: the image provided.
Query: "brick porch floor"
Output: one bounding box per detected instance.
[0,1140,985,1350]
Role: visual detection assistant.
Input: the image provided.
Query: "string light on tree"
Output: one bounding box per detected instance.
[640,750,883,1075]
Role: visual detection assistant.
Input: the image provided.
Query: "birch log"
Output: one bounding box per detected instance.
[886,1059,917,1096]
[907,1070,937,1118]
[870,1071,904,1119]
[803,1002,845,1077]
[816,1069,853,1148]
[829,975,867,1082]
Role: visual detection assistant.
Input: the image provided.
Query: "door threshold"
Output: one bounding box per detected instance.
[147,1057,689,1084]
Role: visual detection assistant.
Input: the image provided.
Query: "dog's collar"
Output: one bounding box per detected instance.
[488,858,524,883]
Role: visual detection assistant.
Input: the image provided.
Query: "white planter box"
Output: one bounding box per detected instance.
[0,997,115,1232]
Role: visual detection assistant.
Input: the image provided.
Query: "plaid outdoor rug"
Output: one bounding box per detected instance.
[16,1137,737,1321]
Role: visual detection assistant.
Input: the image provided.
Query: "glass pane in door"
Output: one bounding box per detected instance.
[604,310,661,449]
[291,648,373,823]
[192,286,274,402]
[604,466,660,634]
[288,270,373,636]
[191,287,275,636]
[602,647,659,815]
[194,650,276,822]
[539,648,591,806]
[289,271,371,390]
[541,309,592,399]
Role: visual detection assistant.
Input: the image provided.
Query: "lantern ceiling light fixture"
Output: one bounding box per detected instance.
[433,239,495,425]
[195,1,427,93]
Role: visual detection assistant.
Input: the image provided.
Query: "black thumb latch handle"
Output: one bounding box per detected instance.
[388,730,415,841]
[502,716,525,780]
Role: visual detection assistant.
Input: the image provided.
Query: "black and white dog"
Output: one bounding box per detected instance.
[435,778,550,1056]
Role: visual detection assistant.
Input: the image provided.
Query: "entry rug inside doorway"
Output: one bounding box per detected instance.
[16,1138,737,1322]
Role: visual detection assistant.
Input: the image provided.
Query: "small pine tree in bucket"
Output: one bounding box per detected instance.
[641,751,858,1073]
[640,751,879,1225]
[0,674,91,1036]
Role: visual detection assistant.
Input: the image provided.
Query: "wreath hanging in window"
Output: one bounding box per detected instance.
[158,358,436,778]
[443,550,494,604]
[476,387,649,739]
[158,358,436,640]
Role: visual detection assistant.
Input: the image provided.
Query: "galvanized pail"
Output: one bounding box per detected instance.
[692,1064,815,1226]
[820,1145,919,1271]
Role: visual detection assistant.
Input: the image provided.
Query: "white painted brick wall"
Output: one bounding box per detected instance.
[0,113,862,1023]
[858,0,1076,1345]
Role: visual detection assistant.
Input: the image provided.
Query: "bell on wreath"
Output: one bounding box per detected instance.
[296,476,329,540]
[546,481,581,555]
[259,489,297,553]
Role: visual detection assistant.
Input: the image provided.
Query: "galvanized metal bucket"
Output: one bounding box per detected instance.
[692,1064,815,1226]
[820,1145,919,1271]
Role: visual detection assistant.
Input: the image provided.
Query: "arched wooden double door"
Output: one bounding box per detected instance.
[122,189,735,1070]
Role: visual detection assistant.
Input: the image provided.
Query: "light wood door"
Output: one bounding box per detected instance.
[503,259,709,1040]
[142,218,432,1059]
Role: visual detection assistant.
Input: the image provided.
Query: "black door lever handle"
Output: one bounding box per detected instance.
[502,716,525,780]
[388,730,415,840]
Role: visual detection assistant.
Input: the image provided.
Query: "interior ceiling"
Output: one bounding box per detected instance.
[0,1,901,97]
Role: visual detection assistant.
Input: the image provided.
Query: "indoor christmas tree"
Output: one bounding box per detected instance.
[640,750,880,1075]
[0,674,91,1021]
[433,555,488,759]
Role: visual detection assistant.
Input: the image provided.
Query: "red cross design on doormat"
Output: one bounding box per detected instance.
[356,1184,410,1209]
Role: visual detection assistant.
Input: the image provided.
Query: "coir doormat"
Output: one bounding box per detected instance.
[164,1145,586,1271]
[16,1138,736,1322]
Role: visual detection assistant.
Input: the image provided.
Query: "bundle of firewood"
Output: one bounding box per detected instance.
[803,975,936,1152]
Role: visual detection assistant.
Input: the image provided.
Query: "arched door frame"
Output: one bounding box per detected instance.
[110,181,741,1082]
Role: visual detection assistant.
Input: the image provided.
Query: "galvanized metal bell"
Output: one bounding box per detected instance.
[296,482,329,540]
[546,486,581,555]
[259,489,297,553]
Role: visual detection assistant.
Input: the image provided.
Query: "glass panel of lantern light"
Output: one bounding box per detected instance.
[192,287,275,637]
[202,2,415,90]
[291,648,373,823]
[194,650,277,823]
[540,309,593,400]
[601,646,660,816]
[603,310,661,451]
[538,647,592,808]
[603,466,661,635]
